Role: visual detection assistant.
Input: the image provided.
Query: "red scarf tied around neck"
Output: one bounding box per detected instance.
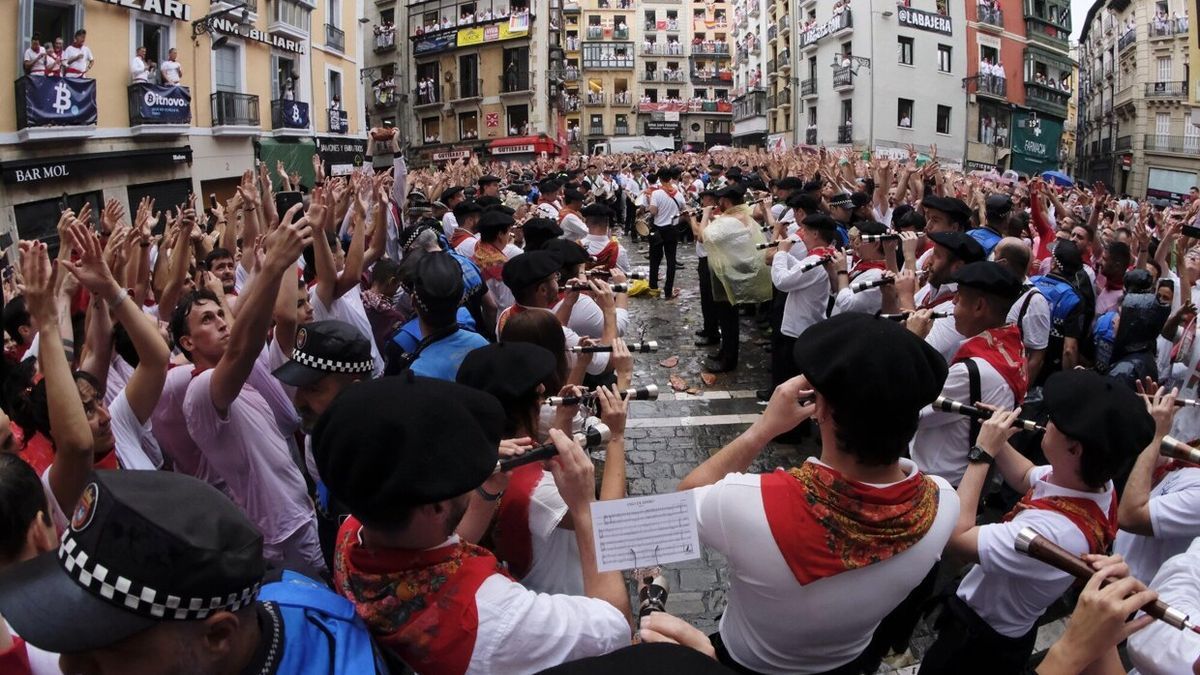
[951,325,1029,403]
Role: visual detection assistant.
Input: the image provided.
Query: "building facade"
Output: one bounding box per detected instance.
[765,0,793,151]
[2,0,364,247]
[731,0,768,147]
[794,0,966,168]
[1077,0,1195,199]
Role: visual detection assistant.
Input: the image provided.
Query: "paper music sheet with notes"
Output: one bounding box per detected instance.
[591,491,702,573]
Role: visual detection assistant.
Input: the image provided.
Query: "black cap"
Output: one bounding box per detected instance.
[442,186,465,202]
[538,177,562,194]
[273,320,374,386]
[1043,370,1155,487]
[478,174,501,186]
[581,203,614,220]
[802,179,824,192]
[716,184,746,202]
[801,213,839,233]
[522,218,564,248]
[787,193,820,213]
[985,194,1013,218]
[543,238,593,267]
[399,222,440,252]
[1053,240,1084,273]
[854,220,888,236]
[563,188,585,204]
[922,196,974,229]
[477,210,516,235]
[456,342,557,402]
[502,250,563,294]
[776,177,804,191]
[314,375,505,518]
[929,231,986,263]
[793,313,947,427]
[952,261,1023,301]
[413,252,465,311]
[829,192,854,209]
[850,191,872,208]
[0,471,264,653]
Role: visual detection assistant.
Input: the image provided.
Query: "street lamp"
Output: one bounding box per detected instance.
[192,2,251,46]
[830,54,872,76]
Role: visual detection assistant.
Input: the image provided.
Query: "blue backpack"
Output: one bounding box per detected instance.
[968,227,1003,256]
[257,570,388,675]
[1030,275,1082,334]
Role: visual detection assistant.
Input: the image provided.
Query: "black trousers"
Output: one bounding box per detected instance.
[648,226,678,295]
[624,197,638,240]
[711,631,877,675]
[918,596,1038,675]
[697,257,719,337]
[713,300,739,366]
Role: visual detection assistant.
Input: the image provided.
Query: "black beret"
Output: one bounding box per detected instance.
[802,213,839,233]
[456,342,557,403]
[985,194,1013,217]
[1052,240,1084,273]
[581,202,614,220]
[787,193,821,213]
[793,313,948,425]
[898,209,926,231]
[922,196,974,228]
[725,166,743,179]
[313,375,505,516]
[413,252,465,309]
[776,177,805,191]
[850,191,872,208]
[698,190,718,200]
[502,250,562,293]
[542,238,593,267]
[475,195,502,208]
[441,186,465,201]
[709,164,725,172]
[522,217,563,242]
[453,200,483,220]
[566,169,584,178]
[478,174,501,186]
[854,220,888,236]
[802,179,824,192]
[563,189,585,204]
[477,210,516,234]
[716,184,746,201]
[1124,268,1154,294]
[1043,370,1155,487]
[929,231,986,263]
[952,261,1023,301]
[539,178,562,193]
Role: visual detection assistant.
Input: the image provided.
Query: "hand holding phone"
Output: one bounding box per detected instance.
[274,191,303,217]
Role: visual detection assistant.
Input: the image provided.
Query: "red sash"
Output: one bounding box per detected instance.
[952,325,1029,402]
[491,464,545,580]
[333,517,510,675]
[592,238,622,269]
[760,462,940,585]
[850,259,887,281]
[1003,487,1118,554]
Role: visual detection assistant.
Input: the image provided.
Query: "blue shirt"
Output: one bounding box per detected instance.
[410,329,489,380]
[392,308,477,352]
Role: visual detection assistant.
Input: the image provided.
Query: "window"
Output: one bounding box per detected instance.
[272,55,298,101]
[29,1,77,48]
[978,101,1008,145]
[937,105,951,134]
[808,55,817,79]
[1186,119,1200,150]
[583,43,635,68]
[422,118,441,144]
[328,0,341,28]
[841,99,853,124]
[273,0,312,33]
[460,54,479,96]
[808,107,817,125]
[214,44,240,92]
[615,114,628,132]
[937,44,952,73]
[589,114,603,133]
[459,111,478,139]
[898,36,914,65]
[136,20,169,67]
[898,98,914,127]
[980,45,998,64]
[507,104,529,134]
[1157,56,1172,82]
[1156,112,1170,144]
[328,70,342,104]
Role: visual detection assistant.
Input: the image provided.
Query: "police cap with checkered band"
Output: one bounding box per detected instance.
[272,320,374,387]
[0,470,266,653]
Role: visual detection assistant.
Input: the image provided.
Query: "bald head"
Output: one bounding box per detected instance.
[993,237,1031,279]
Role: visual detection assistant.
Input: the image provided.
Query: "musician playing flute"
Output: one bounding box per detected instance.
[909,262,1028,487]
[317,376,633,675]
[581,202,631,274]
[920,370,1155,675]
[769,214,839,393]
[1114,382,1200,584]
[543,238,630,343]
[677,314,959,674]
[557,189,588,242]
[829,220,893,317]
[897,231,986,362]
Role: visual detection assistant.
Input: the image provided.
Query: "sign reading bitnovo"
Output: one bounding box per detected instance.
[133,83,191,124]
[896,6,953,35]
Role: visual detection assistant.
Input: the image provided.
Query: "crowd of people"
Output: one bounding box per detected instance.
[0,133,1199,675]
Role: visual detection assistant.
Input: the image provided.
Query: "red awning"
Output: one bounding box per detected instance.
[488,135,564,157]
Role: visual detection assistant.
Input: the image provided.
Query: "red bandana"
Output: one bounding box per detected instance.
[491,464,545,580]
[592,238,622,270]
[807,246,835,259]
[760,462,940,586]
[952,325,1029,402]
[496,304,527,335]
[1003,486,1118,555]
[333,518,511,675]
[1153,459,1200,483]
[919,287,957,310]
[474,242,507,283]
[850,259,887,280]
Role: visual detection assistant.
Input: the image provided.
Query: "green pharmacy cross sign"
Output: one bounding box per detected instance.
[1009,110,1063,177]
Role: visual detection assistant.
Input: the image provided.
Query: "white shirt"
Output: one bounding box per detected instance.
[771,246,832,339]
[831,265,884,316]
[24,46,47,75]
[160,60,182,84]
[563,325,610,376]
[1126,539,1200,675]
[309,285,385,377]
[109,389,164,470]
[958,465,1115,638]
[559,212,588,242]
[131,56,149,82]
[915,283,966,362]
[519,471,585,596]
[582,234,630,273]
[912,357,1016,486]
[693,459,958,674]
[62,44,92,74]
[442,211,459,239]
[1008,284,1051,351]
[650,186,684,227]
[536,202,561,220]
[553,294,629,340]
[1114,466,1200,583]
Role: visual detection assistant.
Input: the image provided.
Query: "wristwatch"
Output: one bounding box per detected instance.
[967,444,995,466]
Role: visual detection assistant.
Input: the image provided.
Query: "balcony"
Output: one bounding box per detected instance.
[325,23,345,52]
[1115,135,1131,150]
[210,92,260,135]
[1145,81,1188,99]
[373,85,395,109]
[692,44,731,58]
[777,88,792,108]
[644,19,681,32]
[1144,134,1200,154]
[768,24,778,42]
[271,99,310,135]
[1150,18,1186,38]
[638,100,687,113]
[588,125,605,136]
[837,124,853,144]
[1118,28,1135,52]
[128,83,190,136]
[833,65,854,89]
[564,2,580,12]
[806,128,818,145]
[643,43,686,56]
[613,91,631,106]
[15,76,97,141]
[412,85,442,109]
[1114,85,1134,110]
[801,78,817,97]
[767,58,776,74]
[800,12,852,48]
[1025,80,1070,117]
[777,49,791,69]
[691,71,733,86]
[779,14,790,33]
[614,124,630,135]
[964,74,1008,99]
[586,93,607,106]
[328,108,348,134]
[500,72,532,96]
[586,26,603,40]
[641,70,662,82]
[733,90,766,121]
[977,3,1004,30]
[454,77,484,102]
[1025,17,1070,47]
[687,99,734,114]
[750,2,759,17]
[374,29,396,52]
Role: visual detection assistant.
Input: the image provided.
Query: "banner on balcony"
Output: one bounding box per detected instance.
[458,22,527,46]
[278,101,309,129]
[134,84,191,124]
[415,33,456,55]
[21,76,97,126]
[896,7,953,35]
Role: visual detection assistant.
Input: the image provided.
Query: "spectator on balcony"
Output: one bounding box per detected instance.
[1154,9,1169,33]
[130,46,151,84]
[160,48,182,85]
[994,60,1006,82]
[282,77,296,101]
[504,60,519,92]
[23,34,49,76]
[62,29,93,78]
[899,112,912,128]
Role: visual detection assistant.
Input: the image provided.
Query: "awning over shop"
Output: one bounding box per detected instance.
[256,137,318,191]
[487,135,566,158]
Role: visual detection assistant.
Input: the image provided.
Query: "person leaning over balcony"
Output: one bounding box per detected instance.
[130,45,150,84]
[160,48,182,85]
[62,29,93,78]
[23,34,48,76]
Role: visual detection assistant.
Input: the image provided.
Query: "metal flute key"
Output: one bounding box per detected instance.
[494,423,612,473]
[564,281,629,293]
[877,311,952,321]
[569,341,658,353]
[547,384,660,406]
[932,396,1046,432]
[587,268,649,280]
[1016,527,1199,633]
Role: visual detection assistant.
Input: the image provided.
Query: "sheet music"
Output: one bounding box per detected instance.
[591,491,701,573]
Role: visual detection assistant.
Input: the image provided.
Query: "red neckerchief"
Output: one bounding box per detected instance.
[496,304,527,335]
[760,462,940,586]
[1154,458,1200,483]
[807,246,835,258]
[952,325,1029,402]
[592,238,622,269]
[474,242,507,283]
[919,286,956,310]
[491,464,544,580]
[1003,483,1117,554]
[450,229,474,248]
[850,259,887,281]
[333,517,510,675]
[557,206,580,224]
